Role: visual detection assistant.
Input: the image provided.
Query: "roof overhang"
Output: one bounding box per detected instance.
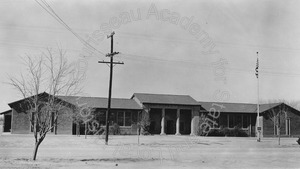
[0,110,11,115]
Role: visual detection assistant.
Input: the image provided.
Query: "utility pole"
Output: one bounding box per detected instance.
[98,31,124,145]
[255,51,261,142]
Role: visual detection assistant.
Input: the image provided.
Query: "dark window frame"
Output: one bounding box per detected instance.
[117,111,132,127]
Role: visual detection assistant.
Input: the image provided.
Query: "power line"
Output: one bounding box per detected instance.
[3,25,300,54]
[33,0,105,56]
[115,31,300,54]
[2,35,300,77]
[121,52,211,66]
[0,41,84,54]
[121,53,300,77]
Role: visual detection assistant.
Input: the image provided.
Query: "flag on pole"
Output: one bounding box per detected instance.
[255,54,259,78]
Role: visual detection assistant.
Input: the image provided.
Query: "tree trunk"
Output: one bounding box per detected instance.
[33,141,41,160]
[85,122,87,139]
[278,128,281,145]
[76,123,80,137]
[55,122,57,135]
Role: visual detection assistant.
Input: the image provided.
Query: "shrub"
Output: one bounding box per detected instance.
[221,127,231,136]
[207,129,225,136]
[97,127,105,135]
[138,112,151,135]
[99,124,120,135]
[112,123,120,135]
[231,126,248,137]
[206,127,248,137]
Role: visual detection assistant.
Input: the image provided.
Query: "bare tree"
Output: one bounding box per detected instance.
[264,100,294,145]
[268,105,286,145]
[139,110,151,135]
[8,48,84,160]
[71,99,95,138]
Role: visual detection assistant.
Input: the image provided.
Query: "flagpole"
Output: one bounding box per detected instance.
[256,52,261,142]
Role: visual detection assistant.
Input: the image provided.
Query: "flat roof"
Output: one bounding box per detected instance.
[132,93,200,106]
[58,96,142,110]
[199,101,296,114]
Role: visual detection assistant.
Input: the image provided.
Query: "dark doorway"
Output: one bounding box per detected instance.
[166,120,175,134]
[149,108,162,134]
[4,115,11,132]
[72,123,86,135]
[72,123,76,135]
[180,109,191,135]
[165,109,176,134]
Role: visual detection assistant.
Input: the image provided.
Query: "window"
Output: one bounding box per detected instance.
[242,115,249,128]
[98,111,106,126]
[51,112,55,132]
[235,115,242,128]
[110,112,116,125]
[286,118,290,136]
[117,112,132,126]
[96,110,117,126]
[125,112,131,126]
[228,114,250,128]
[228,114,234,128]
[117,112,124,126]
[210,117,220,129]
[132,112,138,123]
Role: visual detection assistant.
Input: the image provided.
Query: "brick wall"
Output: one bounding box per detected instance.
[56,107,73,135]
[263,117,275,136]
[11,106,74,135]
[11,108,30,134]
[263,110,300,137]
[288,111,300,137]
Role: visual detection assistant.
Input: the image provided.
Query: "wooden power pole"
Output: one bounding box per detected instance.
[98,31,123,145]
[255,51,261,142]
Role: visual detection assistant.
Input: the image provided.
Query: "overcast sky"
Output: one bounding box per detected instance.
[1,0,300,112]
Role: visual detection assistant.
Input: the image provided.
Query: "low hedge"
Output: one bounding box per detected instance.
[206,127,248,137]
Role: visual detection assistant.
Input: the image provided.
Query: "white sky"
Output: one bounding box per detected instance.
[1,0,300,112]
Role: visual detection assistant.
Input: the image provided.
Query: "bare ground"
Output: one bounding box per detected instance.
[0,134,299,169]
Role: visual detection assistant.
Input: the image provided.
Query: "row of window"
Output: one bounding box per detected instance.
[30,110,253,129]
[31,111,136,132]
[96,111,136,127]
[228,114,251,128]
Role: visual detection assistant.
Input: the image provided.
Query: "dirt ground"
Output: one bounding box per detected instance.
[0,134,299,169]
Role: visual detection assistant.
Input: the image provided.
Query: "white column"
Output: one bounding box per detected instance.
[160,108,166,135]
[260,116,263,138]
[286,119,288,135]
[250,116,252,137]
[190,110,195,136]
[175,109,181,135]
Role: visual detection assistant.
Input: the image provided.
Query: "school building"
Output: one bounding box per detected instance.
[1,92,300,137]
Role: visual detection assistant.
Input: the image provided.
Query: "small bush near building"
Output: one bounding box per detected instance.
[230,127,248,137]
[98,124,120,136]
[207,129,225,136]
[139,112,151,135]
[206,126,248,137]
[111,123,120,135]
